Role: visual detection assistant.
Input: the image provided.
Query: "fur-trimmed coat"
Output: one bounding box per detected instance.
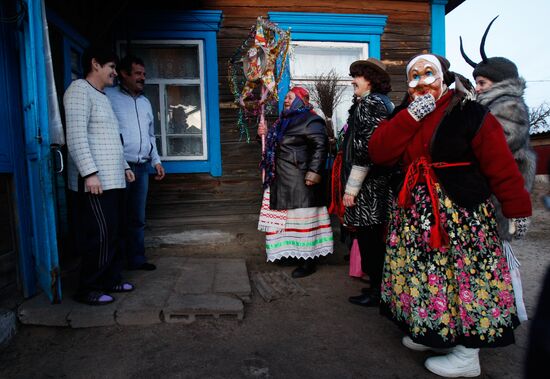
[477,77,537,240]
[341,93,393,227]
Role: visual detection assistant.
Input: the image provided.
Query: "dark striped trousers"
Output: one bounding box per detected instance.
[71,189,124,292]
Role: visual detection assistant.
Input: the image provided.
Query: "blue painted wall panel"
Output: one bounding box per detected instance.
[431,0,448,56]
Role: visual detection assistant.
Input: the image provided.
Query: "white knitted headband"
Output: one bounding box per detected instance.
[406,54,443,76]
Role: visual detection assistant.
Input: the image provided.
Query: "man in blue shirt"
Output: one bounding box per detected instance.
[106,55,165,271]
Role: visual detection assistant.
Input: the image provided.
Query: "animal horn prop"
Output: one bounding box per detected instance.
[480,15,499,63]
[459,36,477,68]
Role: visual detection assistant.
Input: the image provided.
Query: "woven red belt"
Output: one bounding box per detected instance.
[397,157,471,249]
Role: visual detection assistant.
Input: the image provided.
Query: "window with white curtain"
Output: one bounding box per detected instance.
[119,40,207,160]
[289,41,369,133]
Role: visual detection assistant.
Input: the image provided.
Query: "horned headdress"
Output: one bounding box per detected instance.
[460,16,519,83]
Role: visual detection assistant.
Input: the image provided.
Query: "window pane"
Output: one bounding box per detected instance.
[293,80,353,134]
[144,84,161,135]
[333,86,355,133]
[166,85,202,135]
[118,41,207,160]
[291,42,368,135]
[291,44,365,79]
[165,84,204,157]
[156,137,162,153]
[120,44,199,79]
[167,136,203,156]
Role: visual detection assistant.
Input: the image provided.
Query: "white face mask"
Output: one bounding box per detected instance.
[407,57,447,101]
[408,75,437,88]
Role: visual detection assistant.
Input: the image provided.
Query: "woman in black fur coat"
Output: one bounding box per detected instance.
[341,58,394,307]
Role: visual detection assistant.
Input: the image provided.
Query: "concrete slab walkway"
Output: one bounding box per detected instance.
[17,257,251,328]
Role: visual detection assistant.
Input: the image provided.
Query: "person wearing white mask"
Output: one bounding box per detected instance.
[369,54,532,378]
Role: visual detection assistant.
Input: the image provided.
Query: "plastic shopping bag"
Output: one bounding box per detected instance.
[348,238,364,278]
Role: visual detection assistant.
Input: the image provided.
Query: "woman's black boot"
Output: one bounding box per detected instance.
[291,259,316,278]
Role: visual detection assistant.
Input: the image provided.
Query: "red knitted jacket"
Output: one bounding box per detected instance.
[370,90,532,218]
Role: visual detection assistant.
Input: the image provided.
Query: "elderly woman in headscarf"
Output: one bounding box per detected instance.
[257,86,333,278]
[369,54,532,378]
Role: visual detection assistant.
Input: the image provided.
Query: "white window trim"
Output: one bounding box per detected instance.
[116,39,208,161]
[290,40,369,78]
[289,40,369,132]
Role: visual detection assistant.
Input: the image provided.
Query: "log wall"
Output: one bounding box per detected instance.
[148,0,432,256]
[204,0,431,105]
[45,0,434,256]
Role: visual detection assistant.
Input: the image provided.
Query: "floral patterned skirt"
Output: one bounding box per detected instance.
[380,184,519,348]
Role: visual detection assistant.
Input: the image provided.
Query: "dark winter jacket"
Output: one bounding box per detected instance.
[270,112,328,210]
[477,77,537,240]
[342,93,393,226]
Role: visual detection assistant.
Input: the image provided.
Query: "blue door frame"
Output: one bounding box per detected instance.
[15,0,61,302]
[0,0,36,298]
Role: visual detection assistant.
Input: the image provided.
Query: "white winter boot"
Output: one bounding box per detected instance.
[424,345,481,377]
[402,336,452,353]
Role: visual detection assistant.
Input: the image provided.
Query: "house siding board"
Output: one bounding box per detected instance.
[532,137,550,175]
[534,145,550,175]
[149,0,431,244]
[211,1,431,104]
[45,0,433,255]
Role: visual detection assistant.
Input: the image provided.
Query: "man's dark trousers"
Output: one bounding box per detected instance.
[123,162,149,268]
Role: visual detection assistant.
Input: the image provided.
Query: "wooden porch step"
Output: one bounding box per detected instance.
[146,222,265,258]
[147,202,260,220]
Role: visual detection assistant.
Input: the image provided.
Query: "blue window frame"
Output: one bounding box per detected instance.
[124,10,223,176]
[268,12,387,110]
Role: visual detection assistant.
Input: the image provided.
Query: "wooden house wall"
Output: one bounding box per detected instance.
[148,0,432,253]
[44,0,434,255]
[205,0,431,105]
[531,136,550,175]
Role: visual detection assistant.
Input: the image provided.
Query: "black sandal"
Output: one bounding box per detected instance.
[74,291,115,306]
[108,282,134,293]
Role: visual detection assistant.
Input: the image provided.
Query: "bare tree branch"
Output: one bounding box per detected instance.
[529,102,550,134]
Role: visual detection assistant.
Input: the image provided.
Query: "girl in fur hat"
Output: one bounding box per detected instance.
[461,15,537,323]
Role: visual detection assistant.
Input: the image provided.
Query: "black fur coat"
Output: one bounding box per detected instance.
[342,93,393,227]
